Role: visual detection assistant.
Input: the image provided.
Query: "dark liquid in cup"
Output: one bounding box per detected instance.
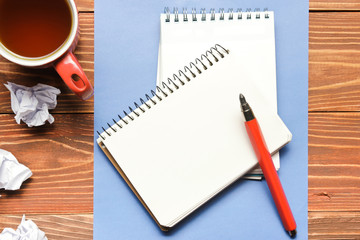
[0,0,72,58]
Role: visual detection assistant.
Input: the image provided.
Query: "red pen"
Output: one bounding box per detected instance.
[239,94,297,238]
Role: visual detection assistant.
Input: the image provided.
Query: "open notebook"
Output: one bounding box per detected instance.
[157,8,279,179]
[97,45,292,230]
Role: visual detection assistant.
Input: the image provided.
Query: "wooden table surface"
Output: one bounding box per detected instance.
[309,1,360,239]
[0,1,359,239]
[0,0,94,239]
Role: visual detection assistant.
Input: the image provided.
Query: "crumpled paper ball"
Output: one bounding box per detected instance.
[4,82,61,127]
[0,149,32,191]
[0,215,48,240]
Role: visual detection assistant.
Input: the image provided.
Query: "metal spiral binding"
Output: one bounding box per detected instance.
[174,7,179,22]
[219,8,224,20]
[97,44,230,141]
[237,8,243,19]
[255,8,260,19]
[164,7,270,22]
[264,8,269,19]
[246,8,251,19]
[183,8,188,21]
[192,8,197,21]
[210,8,215,21]
[228,8,233,20]
[201,8,206,21]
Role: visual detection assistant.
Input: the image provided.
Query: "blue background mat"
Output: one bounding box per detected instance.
[94,1,308,239]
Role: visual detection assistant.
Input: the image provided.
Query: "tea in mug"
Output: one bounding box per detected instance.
[0,0,72,58]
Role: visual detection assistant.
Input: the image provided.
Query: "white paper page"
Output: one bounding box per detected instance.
[157,11,279,173]
[99,51,291,228]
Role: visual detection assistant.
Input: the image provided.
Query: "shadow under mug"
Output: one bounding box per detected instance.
[0,0,94,100]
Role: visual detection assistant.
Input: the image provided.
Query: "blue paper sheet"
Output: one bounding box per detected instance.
[94,1,308,239]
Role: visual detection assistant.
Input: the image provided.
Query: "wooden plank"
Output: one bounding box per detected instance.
[0,214,93,240]
[0,13,94,114]
[310,0,360,11]
[76,0,94,12]
[309,211,360,240]
[309,112,360,212]
[0,114,93,214]
[309,12,360,112]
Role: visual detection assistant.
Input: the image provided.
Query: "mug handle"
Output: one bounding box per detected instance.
[54,52,94,100]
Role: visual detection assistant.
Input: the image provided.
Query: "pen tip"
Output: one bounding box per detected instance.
[288,229,297,239]
[239,93,246,105]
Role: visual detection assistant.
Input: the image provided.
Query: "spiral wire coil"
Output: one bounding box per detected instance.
[164,7,270,22]
[97,44,230,140]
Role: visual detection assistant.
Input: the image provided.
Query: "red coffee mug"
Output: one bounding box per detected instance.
[0,0,93,100]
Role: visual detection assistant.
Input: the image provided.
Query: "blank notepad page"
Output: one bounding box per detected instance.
[157,10,279,175]
[98,46,291,229]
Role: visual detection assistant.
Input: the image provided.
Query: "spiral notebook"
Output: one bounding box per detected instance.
[97,44,292,230]
[157,8,279,179]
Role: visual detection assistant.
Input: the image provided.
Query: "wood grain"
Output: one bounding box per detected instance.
[0,13,94,114]
[309,212,360,240]
[76,0,94,12]
[0,214,93,240]
[0,0,94,238]
[309,12,360,112]
[310,0,360,11]
[0,114,93,214]
[309,112,360,211]
[308,6,360,240]
[1,2,359,240]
